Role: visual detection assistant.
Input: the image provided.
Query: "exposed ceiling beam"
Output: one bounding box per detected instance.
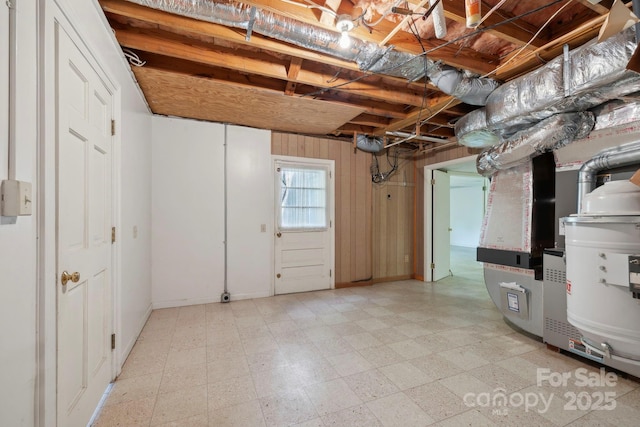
[285,57,303,95]
[439,0,550,48]
[575,0,613,15]
[113,27,431,106]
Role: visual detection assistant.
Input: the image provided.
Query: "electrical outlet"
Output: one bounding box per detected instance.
[404,254,409,263]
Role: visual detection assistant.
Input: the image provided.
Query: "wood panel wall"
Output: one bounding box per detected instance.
[271,133,372,286]
[371,154,414,281]
[272,133,476,285]
[413,145,481,279]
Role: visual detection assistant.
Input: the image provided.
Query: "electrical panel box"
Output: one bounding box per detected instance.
[1,180,33,216]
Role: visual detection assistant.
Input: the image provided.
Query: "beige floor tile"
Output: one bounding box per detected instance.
[242,335,279,355]
[366,392,435,427]
[208,400,266,427]
[435,409,496,427]
[379,361,434,390]
[409,354,463,381]
[155,414,208,427]
[327,351,373,377]
[468,364,533,394]
[388,339,431,360]
[357,345,404,368]
[319,312,350,325]
[439,373,493,398]
[405,382,469,421]
[246,349,290,374]
[259,390,319,427]
[104,372,162,406]
[159,363,208,394]
[343,369,399,402]
[151,385,207,425]
[165,347,207,370]
[207,357,250,383]
[304,378,362,416]
[207,374,257,411]
[343,332,383,350]
[290,359,341,385]
[321,404,382,426]
[304,326,340,343]
[118,353,167,380]
[93,399,154,426]
[330,322,367,337]
[252,365,306,398]
[355,318,390,332]
[437,346,491,371]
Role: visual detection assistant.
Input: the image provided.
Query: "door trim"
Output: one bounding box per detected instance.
[37,3,121,425]
[272,155,335,296]
[423,156,476,282]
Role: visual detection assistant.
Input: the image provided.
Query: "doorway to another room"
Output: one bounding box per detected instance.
[424,157,487,284]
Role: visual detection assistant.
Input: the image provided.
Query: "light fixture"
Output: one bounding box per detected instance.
[336,14,354,49]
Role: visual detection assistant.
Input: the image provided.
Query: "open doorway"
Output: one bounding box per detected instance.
[448,169,487,282]
[424,157,487,283]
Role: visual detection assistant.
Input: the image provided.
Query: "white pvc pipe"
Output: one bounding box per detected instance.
[7,0,17,180]
[430,0,447,39]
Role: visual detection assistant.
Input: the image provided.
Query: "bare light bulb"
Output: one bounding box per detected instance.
[339,31,351,48]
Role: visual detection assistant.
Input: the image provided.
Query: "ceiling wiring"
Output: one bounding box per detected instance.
[480,0,575,79]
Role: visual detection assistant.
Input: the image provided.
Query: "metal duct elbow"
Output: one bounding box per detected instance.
[356,135,384,153]
[476,112,595,176]
[577,141,640,213]
[428,63,498,106]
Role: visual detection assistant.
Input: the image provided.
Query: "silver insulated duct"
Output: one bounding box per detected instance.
[578,141,640,213]
[123,0,498,105]
[476,112,595,176]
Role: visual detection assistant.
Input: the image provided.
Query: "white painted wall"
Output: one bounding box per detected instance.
[227,125,273,300]
[0,1,38,425]
[151,118,273,307]
[23,1,154,425]
[151,117,225,308]
[450,174,486,248]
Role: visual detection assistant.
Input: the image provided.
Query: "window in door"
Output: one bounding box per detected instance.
[278,166,328,231]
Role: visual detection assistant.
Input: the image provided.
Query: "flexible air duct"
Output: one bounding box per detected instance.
[476,112,595,176]
[123,0,498,105]
[356,135,384,153]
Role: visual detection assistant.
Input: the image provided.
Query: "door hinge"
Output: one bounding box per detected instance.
[111,227,116,244]
[330,269,332,277]
[430,178,435,185]
[111,120,116,136]
[430,263,435,269]
[111,333,116,350]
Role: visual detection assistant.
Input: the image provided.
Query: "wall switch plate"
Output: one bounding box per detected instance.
[1,180,33,216]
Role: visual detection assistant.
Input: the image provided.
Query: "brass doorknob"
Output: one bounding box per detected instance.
[276,273,281,278]
[276,232,282,238]
[61,271,80,285]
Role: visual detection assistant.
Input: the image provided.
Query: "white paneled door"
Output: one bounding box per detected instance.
[56,26,114,427]
[274,158,334,294]
[432,169,451,281]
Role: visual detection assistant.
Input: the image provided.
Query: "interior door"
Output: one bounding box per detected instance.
[431,169,451,281]
[274,159,334,294]
[56,25,114,427]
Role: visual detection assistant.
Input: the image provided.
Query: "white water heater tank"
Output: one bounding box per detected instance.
[564,180,640,361]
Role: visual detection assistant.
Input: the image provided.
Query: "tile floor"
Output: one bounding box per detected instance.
[93,250,640,426]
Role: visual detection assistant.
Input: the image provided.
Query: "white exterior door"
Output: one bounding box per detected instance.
[56,26,114,427]
[274,158,334,294]
[425,169,451,281]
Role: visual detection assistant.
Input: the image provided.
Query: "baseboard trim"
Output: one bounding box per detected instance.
[117,302,152,376]
[372,275,412,284]
[335,281,372,289]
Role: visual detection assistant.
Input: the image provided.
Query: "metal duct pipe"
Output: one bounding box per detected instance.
[124,0,498,104]
[427,62,498,106]
[477,112,595,176]
[577,141,640,213]
[356,134,384,153]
